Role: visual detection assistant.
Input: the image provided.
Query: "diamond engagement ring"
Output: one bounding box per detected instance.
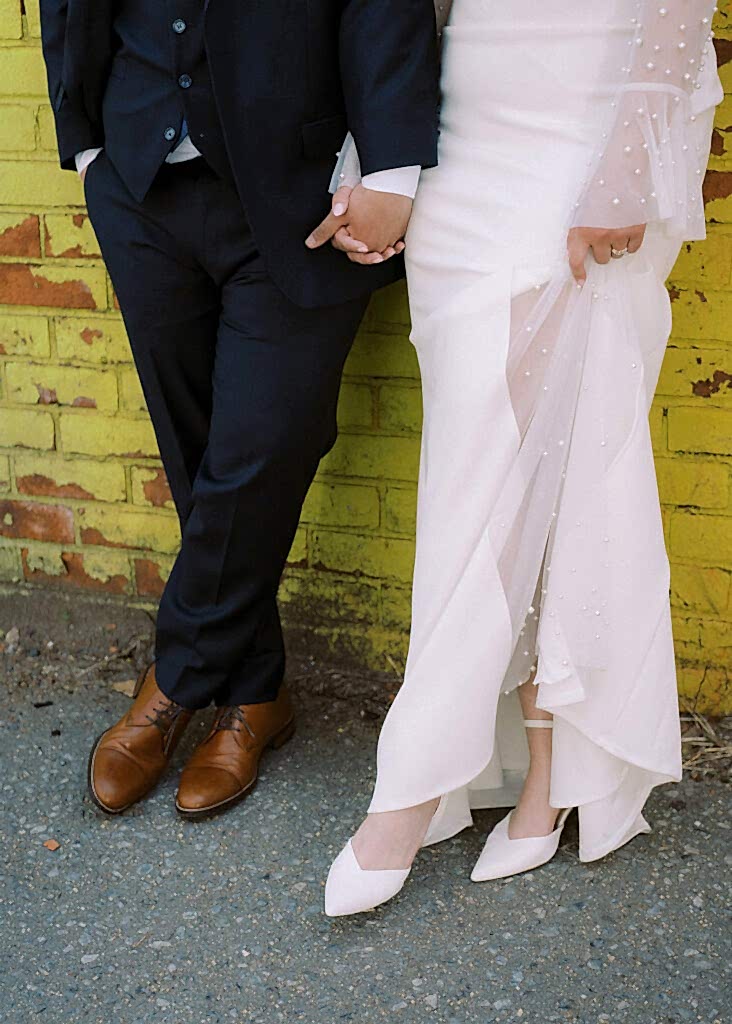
[610,247,629,259]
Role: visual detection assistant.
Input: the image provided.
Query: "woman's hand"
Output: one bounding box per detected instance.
[567,224,646,285]
[306,185,407,264]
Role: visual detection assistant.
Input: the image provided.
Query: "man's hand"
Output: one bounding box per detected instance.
[341,185,412,254]
[306,184,411,264]
[567,225,646,285]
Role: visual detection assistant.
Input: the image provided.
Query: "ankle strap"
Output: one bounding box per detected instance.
[523,719,553,729]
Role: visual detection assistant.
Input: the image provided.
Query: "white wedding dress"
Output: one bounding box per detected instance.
[342,0,722,863]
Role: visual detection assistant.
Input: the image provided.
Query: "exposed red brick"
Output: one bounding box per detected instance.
[80,327,103,345]
[141,468,173,508]
[0,216,41,258]
[17,472,96,501]
[713,37,731,69]
[79,526,127,550]
[691,369,732,398]
[21,549,128,594]
[703,171,732,207]
[710,127,729,159]
[0,499,74,544]
[22,382,97,408]
[134,557,167,598]
[37,386,58,405]
[0,264,97,309]
[54,244,86,259]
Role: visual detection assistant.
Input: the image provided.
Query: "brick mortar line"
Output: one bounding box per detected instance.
[3,446,726,487]
[0,403,428,443]
[0,257,106,267]
[660,399,732,409]
[0,492,421,533]
[0,492,179,515]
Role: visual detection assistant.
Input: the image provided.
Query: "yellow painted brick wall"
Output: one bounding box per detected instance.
[0,1,730,713]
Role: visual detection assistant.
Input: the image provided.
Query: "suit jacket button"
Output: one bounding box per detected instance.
[178,74,192,89]
[164,127,177,141]
[172,18,187,33]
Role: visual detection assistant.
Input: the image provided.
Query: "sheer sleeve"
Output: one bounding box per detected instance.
[434,0,453,40]
[329,132,362,193]
[572,0,717,237]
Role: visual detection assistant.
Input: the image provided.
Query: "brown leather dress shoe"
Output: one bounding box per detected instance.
[175,687,295,819]
[88,664,193,814]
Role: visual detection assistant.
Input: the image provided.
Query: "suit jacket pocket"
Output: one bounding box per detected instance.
[301,114,347,161]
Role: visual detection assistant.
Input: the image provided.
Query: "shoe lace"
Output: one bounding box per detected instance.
[215,705,255,739]
[145,704,187,753]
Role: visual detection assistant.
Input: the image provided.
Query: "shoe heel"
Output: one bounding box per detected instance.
[271,719,296,750]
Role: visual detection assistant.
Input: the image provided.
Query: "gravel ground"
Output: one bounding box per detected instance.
[1,588,731,1024]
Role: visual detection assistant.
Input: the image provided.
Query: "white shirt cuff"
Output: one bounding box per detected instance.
[362,166,421,200]
[75,148,103,176]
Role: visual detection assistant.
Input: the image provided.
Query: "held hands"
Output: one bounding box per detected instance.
[305,185,411,265]
[567,224,646,285]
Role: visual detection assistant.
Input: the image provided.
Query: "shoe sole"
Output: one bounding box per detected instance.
[174,718,296,821]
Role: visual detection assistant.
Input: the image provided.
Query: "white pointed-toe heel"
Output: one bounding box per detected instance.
[471,718,572,883]
[470,806,571,882]
[324,839,411,917]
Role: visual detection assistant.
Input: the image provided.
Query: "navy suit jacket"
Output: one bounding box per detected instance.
[40,0,440,307]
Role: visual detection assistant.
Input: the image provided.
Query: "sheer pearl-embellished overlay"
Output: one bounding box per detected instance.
[369,0,722,862]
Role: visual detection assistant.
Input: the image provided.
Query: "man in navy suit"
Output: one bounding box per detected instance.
[40,0,438,818]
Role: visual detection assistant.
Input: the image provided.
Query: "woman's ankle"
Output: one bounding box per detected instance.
[352,799,441,870]
[521,766,551,800]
